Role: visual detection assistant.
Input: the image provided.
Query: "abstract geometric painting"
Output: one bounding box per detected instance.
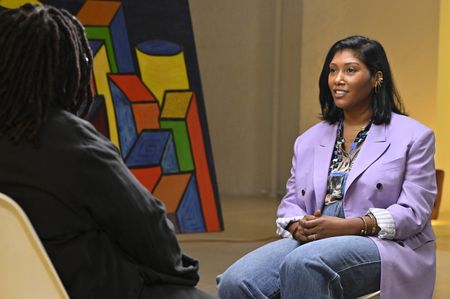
[1,0,223,233]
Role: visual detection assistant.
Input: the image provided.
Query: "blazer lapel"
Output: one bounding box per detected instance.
[313,123,337,210]
[344,122,390,194]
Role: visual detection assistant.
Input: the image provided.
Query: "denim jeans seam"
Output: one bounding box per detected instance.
[327,262,380,299]
[242,279,280,299]
[241,279,259,298]
[268,289,280,299]
[327,260,380,298]
[335,259,381,275]
[327,261,380,287]
[328,274,338,299]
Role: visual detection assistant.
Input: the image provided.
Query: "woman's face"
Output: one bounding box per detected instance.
[328,49,375,113]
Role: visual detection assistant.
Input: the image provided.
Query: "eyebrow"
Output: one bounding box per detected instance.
[329,62,361,66]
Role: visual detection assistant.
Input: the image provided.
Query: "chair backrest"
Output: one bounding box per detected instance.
[0,192,69,299]
[357,290,380,299]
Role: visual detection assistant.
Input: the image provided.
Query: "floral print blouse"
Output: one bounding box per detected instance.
[324,121,371,205]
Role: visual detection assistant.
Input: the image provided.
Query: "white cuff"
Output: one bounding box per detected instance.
[369,208,396,239]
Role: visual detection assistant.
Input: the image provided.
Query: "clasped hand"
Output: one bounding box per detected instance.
[289,210,349,243]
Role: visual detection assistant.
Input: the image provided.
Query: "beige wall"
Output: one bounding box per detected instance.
[190,0,445,208]
[300,0,448,216]
[437,0,450,217]
[299,0,439,132]
[189,0,301,196]
[189,1,274,196]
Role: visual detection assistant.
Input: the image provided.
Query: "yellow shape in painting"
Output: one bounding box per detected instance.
[161,91,192,119]
[0,0,41,9]
[136,47,189,106]
[93,44,120,150]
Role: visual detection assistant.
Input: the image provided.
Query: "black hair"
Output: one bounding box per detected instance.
[0,3,93,143]
[319,35,405,124]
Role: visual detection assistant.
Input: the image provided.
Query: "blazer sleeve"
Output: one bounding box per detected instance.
[75,124,199,285]
[386,128,437,240]
[277,136,308,218]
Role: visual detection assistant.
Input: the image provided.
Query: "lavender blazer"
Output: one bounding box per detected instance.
[277,113,436,299]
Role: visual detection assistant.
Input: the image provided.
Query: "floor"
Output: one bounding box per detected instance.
[178,195,450,298]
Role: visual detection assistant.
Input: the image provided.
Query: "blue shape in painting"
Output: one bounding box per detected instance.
[177,176,205,232]
[110,6,135,73]
[89,40,103,55]
[126,130,175,168]
[162,134,179,174]
[109,80,137,157]
[137,40,182,56]
[125,130,179,170]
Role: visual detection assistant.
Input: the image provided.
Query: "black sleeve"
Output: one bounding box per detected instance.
[75,122,199,284]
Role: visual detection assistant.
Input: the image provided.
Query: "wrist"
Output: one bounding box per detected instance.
[357,215,380,236]
[347,217,365,235]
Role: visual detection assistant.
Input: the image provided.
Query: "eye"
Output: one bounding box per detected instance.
[329,66,336,73]
[346,67,356,74]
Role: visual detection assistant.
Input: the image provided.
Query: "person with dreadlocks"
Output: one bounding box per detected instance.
[0,4,216,299]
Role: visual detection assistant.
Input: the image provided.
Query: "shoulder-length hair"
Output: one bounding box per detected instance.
[319,35,405,124]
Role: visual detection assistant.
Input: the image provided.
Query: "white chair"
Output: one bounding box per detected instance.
[0,192,69,299]
[357,290,380,299]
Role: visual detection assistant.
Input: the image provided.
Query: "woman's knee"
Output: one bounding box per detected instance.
[279,247,311,277]
[279,237,380,286]
[218,239,299,298]
[217,270,251,298]
[279,242,335,282]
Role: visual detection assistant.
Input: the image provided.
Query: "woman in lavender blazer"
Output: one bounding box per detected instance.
[218,36,436,299]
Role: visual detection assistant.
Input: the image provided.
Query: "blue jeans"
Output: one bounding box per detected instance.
[217,201,380,299]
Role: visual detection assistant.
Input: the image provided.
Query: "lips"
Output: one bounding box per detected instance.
[333,89,348,98]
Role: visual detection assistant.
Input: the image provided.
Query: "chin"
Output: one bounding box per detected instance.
[333,100,347,110]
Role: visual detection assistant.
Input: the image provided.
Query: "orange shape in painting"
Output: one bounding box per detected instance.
[132,103,160,132]
[108,74,160,133]
[130,167,162,192]
[109,74,157,103]
[187,93,221,231]
[77,1,121,26]
[153,173,192,213]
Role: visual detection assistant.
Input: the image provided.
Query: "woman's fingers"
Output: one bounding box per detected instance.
[306,233,318,241]
[300,218,320,228]
[293,225,310,242]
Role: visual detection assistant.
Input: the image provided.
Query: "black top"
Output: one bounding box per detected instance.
[0,109,199,299]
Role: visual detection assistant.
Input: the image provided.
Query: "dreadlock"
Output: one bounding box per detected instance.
[0,4,93,143]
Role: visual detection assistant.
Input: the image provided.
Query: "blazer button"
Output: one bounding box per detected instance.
[301,189,305,196]
[376,183,383,190]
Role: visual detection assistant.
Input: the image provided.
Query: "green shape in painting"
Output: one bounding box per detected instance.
[160,120,194,171]
[85,26,118,73]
